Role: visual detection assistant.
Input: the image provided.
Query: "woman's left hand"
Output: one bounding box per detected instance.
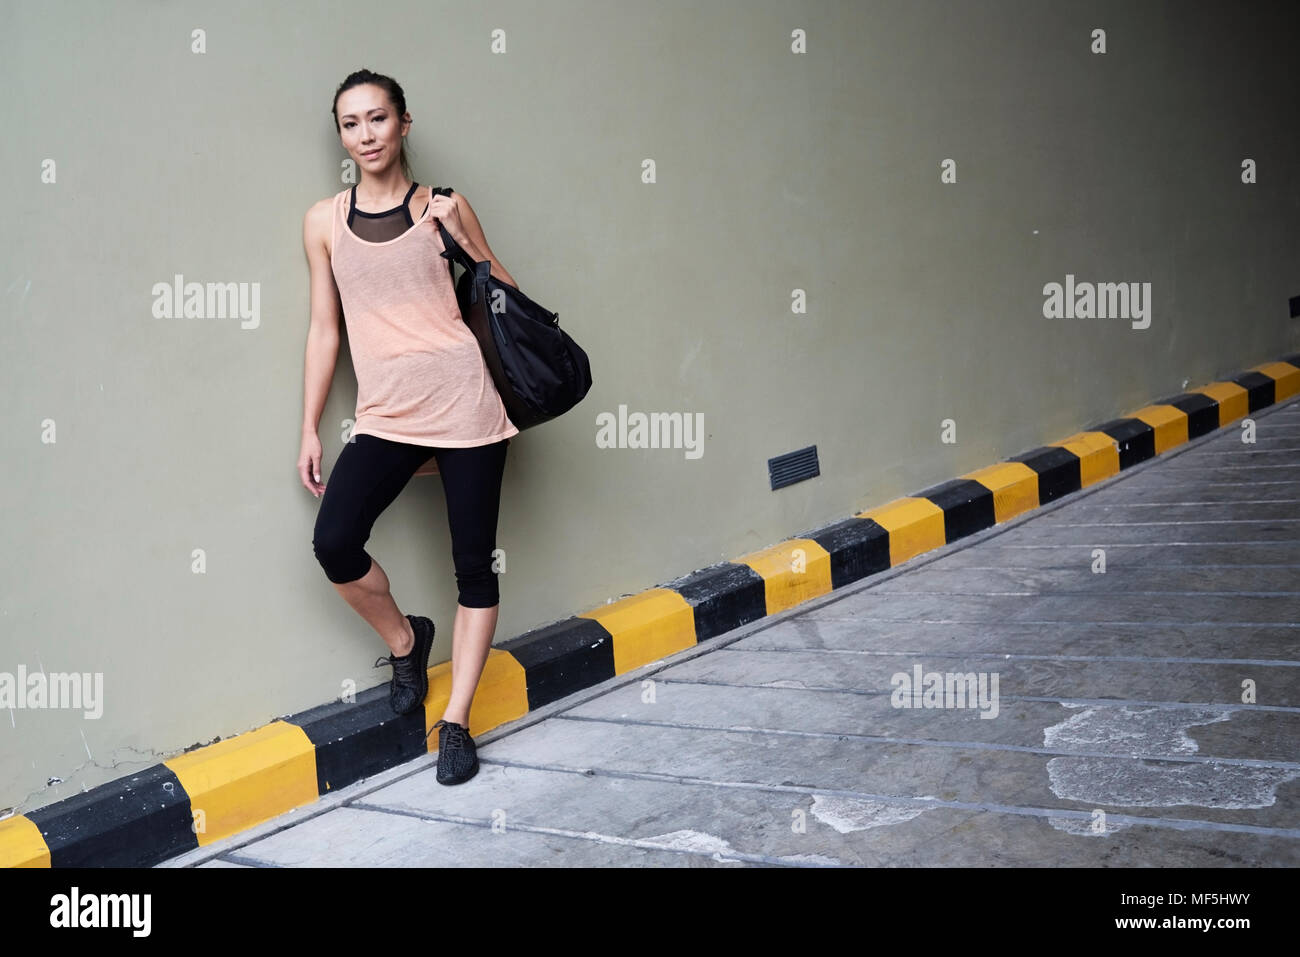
[428,190,466,242]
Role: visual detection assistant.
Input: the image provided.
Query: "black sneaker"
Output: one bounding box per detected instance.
[373,615,434,716]
[430,718,479,784]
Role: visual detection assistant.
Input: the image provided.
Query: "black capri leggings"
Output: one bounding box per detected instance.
[312,433,510,608]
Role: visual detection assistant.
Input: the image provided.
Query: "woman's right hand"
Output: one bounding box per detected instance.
[299,431,326,498]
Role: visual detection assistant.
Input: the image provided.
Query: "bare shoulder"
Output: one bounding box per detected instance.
[303,194,336,257]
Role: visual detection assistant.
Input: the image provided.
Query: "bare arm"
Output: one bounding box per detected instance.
[447,191,520,290]
[301,200,342,435]
[298,200,342,495]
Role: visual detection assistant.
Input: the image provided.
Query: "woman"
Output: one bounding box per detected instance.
[297,68,519,786]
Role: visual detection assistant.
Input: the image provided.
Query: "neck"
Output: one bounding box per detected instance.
[355,166,413,207]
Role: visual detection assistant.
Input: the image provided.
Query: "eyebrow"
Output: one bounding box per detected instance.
[338,108,388,120]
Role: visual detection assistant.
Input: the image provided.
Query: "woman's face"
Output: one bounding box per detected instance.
[336,84,409,173]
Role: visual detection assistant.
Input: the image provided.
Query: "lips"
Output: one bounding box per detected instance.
[361,149,382,158]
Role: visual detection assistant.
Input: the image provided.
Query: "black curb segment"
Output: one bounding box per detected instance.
[802,517,892,589]
[497,617,616,710]
[26,764,198,868]
[663,561,769,641]
[286,685,427,797]
[916,478,998,543]
[1089,417,1156,469]
[1229,371,1276,411]
[1155,392,1222,437]
[1007,445,1082,504]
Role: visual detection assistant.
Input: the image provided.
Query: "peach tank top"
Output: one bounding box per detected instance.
[329,184,519,449]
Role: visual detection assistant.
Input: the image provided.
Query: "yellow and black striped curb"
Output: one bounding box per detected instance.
[3,353,1297,867]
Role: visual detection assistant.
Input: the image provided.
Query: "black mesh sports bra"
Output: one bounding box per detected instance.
[347,181,430,242]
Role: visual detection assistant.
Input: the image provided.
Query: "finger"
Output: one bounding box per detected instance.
[300,462,319,495]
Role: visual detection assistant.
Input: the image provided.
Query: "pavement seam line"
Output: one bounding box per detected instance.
[546,713,1300,769]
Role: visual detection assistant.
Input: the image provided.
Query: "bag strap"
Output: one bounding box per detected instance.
[432,186,481,273]
[432,186,500,309]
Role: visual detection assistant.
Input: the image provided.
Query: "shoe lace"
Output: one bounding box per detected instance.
[429,718,468,749]
[374,651,420,686]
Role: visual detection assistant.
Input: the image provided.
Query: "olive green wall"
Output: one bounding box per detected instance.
[2,0,1296,816]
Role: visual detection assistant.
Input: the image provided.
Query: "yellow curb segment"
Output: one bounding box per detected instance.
[0,815,50,868]
[579,588,697,675]
[961,461,1041,522]
[854,497,946,565]
[733,539,833,615]
[163,721,318,847]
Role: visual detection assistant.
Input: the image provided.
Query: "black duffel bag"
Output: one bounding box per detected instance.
[432,186,592,431]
